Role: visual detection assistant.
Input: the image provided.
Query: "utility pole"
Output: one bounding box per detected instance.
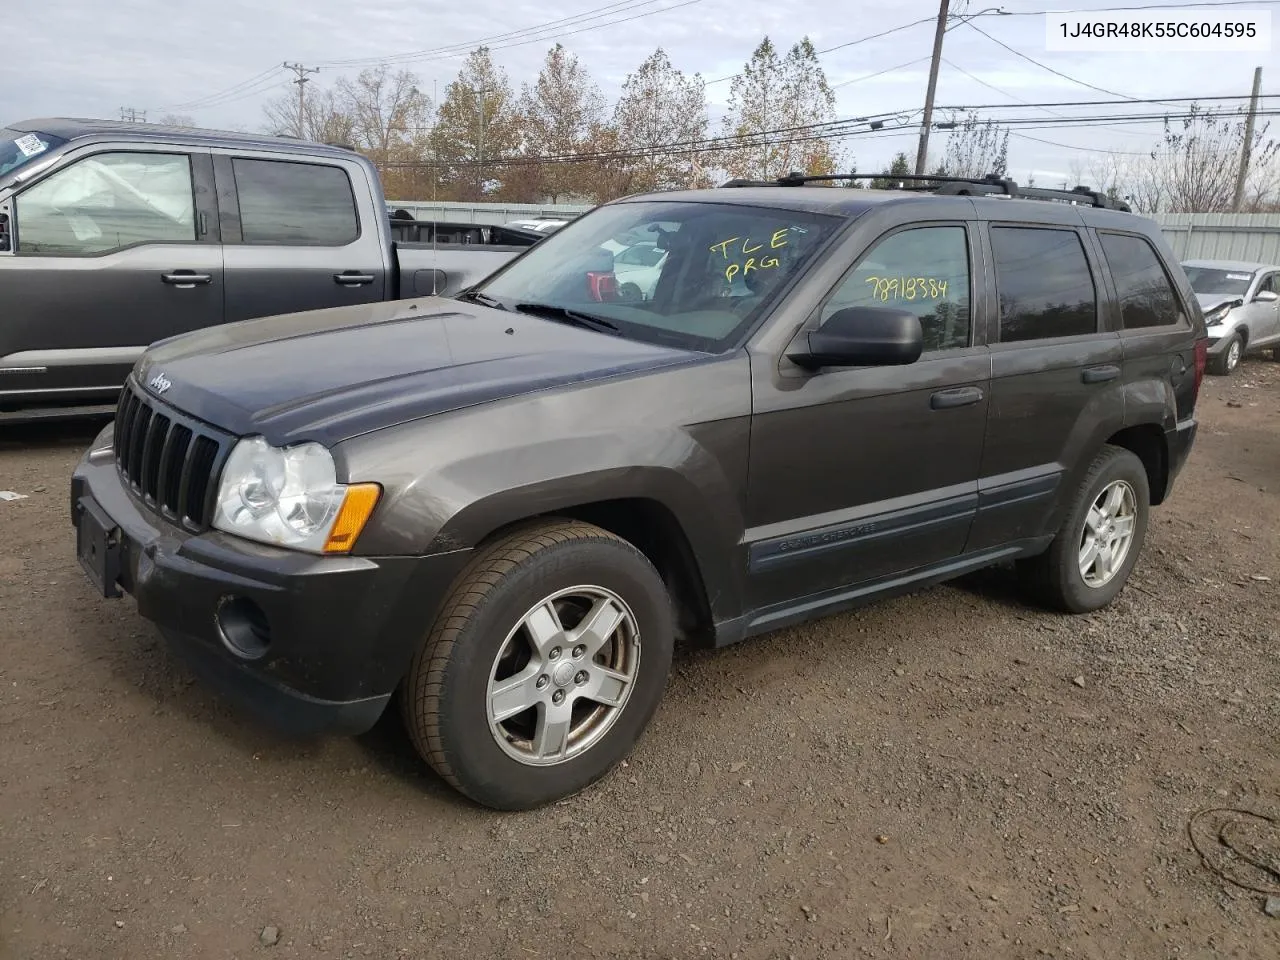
[1232,66,1263,213]
[119,107,146,122]
[283,62,320,139]
[915,0,950,175]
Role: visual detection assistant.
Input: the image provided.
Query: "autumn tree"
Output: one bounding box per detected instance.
[612,48,710,193]
[430,47,520,201]
[937,116,1009,179]
[870,151,912,189]
[721,37,842,180]
[513,44,606,202]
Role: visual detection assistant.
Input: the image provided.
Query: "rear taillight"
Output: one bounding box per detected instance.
[1192,336,1208,400]
[586,271,618,302]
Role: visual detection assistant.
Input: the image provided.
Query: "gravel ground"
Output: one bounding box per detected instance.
[1,362,1277,960]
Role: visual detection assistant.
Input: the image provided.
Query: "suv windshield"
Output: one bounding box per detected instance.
[474,200,843,351]
[1183,265,1255,297]
[0,128,66,179]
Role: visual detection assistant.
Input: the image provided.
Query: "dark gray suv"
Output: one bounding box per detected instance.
[70,174,1207,810]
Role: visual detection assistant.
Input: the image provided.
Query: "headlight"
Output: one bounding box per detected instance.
[212,436,380,554]
[1204,304,1231,326]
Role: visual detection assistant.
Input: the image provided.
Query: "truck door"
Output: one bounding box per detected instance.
[214,154,387,324]
[0,148,222,404]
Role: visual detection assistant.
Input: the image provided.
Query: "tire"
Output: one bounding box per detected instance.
[1271,346,1280,363]
[617,281,643,301]
[1017,445,1151,614]
[1208,333,1243,375]
[400,519,674,810]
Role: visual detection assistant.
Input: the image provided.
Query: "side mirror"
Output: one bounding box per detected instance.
[1254,289,1278,303]
[788,306,924,371]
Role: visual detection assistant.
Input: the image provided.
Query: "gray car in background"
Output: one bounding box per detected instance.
[1181,259,1280,375]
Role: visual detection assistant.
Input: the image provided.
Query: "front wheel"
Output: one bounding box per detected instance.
[1017,445,1150,614]
[400,520,674,810]
[1209,333,1243,375]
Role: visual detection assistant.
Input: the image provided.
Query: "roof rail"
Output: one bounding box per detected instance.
[719,171,1132,212]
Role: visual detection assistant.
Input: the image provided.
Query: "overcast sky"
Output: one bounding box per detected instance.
[3,0,1274,188]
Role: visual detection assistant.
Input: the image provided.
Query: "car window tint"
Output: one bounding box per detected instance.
[1099,233,1181,329]
[233,159,358,246]
[822,225,971,351]
[16,152,194,255]
[1259,273,1277,295]
[992,226,1098,342]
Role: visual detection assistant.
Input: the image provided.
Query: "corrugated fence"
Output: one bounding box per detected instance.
[389,200,1280,265]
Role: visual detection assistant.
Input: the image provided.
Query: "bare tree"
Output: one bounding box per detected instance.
[1117,103,1280,213]
[937,116,1008,180]
[612,48,710,194]
[430,47,520,201]
[513,44,606,203]
[156,114,196,128]
[721,36,842,180]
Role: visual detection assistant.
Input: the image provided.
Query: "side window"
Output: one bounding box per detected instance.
[232,158,358,246]
[1098,232,1182,329]
[1258,273,1277,295]
[821,225,972,352]
[991,226,1098,342]
[15,152,195,255]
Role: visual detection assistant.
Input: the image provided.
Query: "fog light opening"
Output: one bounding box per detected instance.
[216,596,272,660]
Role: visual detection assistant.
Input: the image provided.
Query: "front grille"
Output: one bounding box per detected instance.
[112,380,230,531]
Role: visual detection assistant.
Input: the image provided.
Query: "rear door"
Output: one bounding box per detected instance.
[214,153,387,323]
[967,212,1125,551]
[0,147,221,404]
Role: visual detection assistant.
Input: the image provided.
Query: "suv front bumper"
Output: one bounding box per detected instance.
[69,426,471,737]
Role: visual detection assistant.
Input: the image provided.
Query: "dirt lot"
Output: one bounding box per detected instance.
[1,362,1277,960]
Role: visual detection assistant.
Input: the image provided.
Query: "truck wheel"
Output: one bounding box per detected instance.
[400,519,674,810]
[1017,445,1150,614]
[1208,333,1243,375]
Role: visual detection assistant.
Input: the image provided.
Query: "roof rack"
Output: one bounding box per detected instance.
[719,171,1131,212]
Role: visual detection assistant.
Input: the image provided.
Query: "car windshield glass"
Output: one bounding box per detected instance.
[0,128,67,178]
[474,200,843,351]
[1183,266,1254,297]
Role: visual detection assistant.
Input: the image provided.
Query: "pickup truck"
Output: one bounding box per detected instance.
[0,118,538,422]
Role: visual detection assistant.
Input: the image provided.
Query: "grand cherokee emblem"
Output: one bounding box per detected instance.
[148,372,172,395]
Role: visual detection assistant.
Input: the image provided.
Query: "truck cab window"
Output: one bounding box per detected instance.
[232,158,358,246]
[821,225,972,351]
[15,152,195,255]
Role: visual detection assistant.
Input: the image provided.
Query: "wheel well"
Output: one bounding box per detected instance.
[1107,424,1169,505]
[485,499,716,647]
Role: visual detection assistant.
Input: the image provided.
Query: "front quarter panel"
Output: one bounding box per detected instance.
[336,354,753,621]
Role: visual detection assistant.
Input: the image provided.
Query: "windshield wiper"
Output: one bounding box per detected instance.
[514,302,620,333]
[456,289,508,310]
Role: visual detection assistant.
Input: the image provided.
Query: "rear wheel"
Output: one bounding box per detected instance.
[1208,333,1243,375]
[1017,445,1150,614]
[400,519,674,810]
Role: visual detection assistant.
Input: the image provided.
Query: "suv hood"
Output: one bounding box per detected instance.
[133,297,700,446]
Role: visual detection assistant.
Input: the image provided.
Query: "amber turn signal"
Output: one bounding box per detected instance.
[323,483,382,553]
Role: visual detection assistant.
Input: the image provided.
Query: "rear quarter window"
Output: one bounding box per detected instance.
[1098,232,1184,329]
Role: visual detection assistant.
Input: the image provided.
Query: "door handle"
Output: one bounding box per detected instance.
[161,271,213,287]
[1082,364,1120,384]
[930,386,984,410]
[334,272,375,286]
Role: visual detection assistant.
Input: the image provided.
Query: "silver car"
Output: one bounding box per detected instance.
[1181,259,1280,375]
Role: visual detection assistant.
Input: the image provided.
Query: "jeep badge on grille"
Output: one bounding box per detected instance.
[148,372,172,395]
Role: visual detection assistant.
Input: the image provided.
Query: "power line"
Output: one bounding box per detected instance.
[154,66,283,112]
[283,62,320,138]
[832,55,935,90]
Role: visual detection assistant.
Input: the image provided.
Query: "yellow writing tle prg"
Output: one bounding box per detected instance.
[709,229,790,283]
[863,275,950,302]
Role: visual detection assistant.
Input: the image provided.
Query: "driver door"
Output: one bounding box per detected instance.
[0,147,222,403]
[744,220,992,614]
